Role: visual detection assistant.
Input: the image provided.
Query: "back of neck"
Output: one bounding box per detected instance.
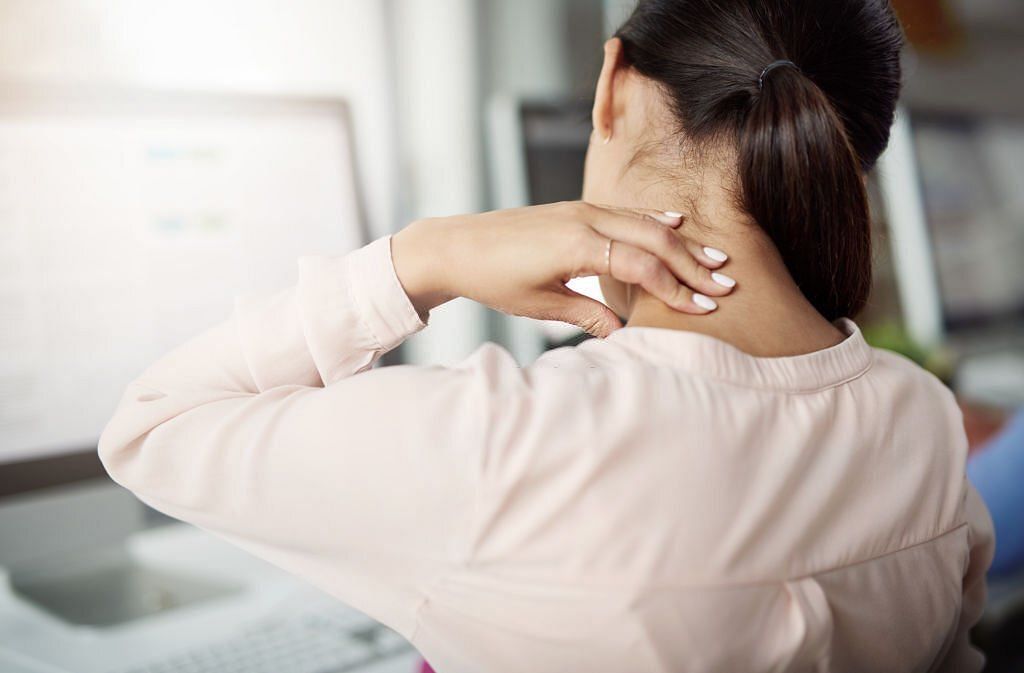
[624,216,845,358]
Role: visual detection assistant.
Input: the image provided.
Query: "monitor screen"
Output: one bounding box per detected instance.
[0,91,365,465]
[521,100,592,205]
[911,112,1024,330]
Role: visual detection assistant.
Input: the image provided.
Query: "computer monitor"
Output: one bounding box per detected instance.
[908,110,1024,333]
[518,99,593,205]
[0,86,366,501]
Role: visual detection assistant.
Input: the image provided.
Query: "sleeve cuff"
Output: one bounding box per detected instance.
[239,237,427,391]
[344,235,427,353]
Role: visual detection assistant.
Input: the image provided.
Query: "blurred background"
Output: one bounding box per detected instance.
[0,1,1022,671]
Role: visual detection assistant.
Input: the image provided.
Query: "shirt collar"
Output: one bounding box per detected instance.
[600,318,874,394]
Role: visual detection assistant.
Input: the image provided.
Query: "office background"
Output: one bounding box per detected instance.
[0,1,1022,672]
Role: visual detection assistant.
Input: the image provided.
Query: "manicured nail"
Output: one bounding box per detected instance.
[711,272,736,288]
[703,246,728,262]
[664,211,683,219]
[693,293,718,311]
[654,211,684,227]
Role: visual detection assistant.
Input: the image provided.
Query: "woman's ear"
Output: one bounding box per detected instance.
[592,38,626,144]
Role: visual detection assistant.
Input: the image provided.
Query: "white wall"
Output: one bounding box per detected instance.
[0,0,399,238]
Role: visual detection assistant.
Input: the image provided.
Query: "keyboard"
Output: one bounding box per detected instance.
[116,606,414,673]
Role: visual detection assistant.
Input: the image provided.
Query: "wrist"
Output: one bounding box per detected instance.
[391,219,457,317]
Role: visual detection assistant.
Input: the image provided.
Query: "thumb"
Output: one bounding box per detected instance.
[547,289,623,338]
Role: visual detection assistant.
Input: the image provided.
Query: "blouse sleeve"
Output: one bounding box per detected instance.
[98,236,488,637]
[936,482,995,673]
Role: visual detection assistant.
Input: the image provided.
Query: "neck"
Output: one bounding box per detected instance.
[608,175,846,357]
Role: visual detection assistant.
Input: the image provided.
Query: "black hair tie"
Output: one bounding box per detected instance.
[758,60,800,89]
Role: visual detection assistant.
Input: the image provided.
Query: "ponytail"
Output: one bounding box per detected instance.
[615,0,904,322]
[739,68,872,321]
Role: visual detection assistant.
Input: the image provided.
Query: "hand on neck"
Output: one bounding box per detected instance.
[606,177,846,357]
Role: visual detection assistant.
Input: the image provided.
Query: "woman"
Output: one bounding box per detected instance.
[99,0,993,671]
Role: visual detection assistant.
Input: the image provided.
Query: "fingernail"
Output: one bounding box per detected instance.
[660,211,684,228]
[703,246,728,262]
[655,211,684,227]
[711,272,736,288]
[693,293,718,311]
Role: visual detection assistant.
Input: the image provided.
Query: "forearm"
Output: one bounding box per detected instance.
[135,237,422,394]
[99,236,427,481]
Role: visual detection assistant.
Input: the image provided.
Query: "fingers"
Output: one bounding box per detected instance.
[606,240,721,315]
[540,288,623,338]
[595,204,685,228]
[683,239,730,269]
[582,205,735,298]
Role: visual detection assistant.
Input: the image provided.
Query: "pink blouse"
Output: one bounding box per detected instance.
[99,236,994,673]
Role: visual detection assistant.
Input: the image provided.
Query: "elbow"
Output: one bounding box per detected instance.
[97,383,168,490]
[97,418,143,490]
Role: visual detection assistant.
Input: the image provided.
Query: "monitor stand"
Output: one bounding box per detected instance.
[0,478,239,627]
[9,545,241,627]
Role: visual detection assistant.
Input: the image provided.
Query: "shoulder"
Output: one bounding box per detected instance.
[860,345,973,532]
[867,346,962,419]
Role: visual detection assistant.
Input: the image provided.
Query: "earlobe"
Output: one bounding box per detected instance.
[593,38,625,144]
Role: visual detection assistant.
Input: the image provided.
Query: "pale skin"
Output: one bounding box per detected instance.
[393,38,846,355]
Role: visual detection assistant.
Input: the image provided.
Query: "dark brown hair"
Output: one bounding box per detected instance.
[615,0,904,320]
